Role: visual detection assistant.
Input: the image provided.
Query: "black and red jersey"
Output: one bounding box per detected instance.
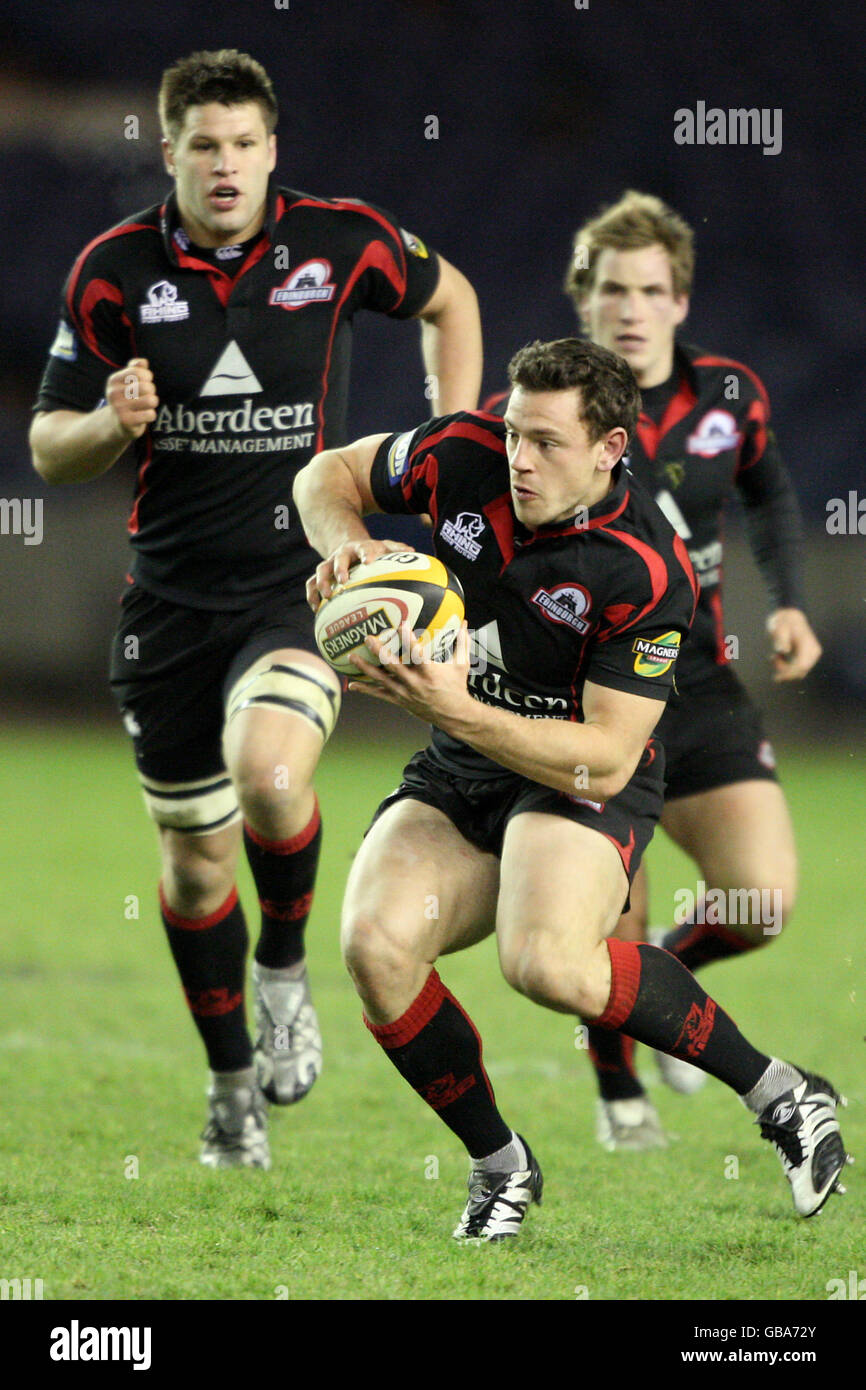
[485,341,806,687]
[369,412,698,779]
[35,180,440,609]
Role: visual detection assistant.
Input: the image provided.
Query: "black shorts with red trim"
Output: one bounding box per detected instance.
[109,581,323,783]
[369,737,665,907]
[656,665,779,802]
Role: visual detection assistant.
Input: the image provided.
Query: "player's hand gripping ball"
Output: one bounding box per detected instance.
[314,551,465,676]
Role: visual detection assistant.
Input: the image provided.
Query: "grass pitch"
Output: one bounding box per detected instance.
[0,719,863,1303]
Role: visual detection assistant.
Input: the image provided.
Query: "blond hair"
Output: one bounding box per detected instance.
[565,190,695,304]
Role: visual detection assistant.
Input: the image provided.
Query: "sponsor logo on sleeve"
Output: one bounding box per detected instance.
[386,431,415,482]
[49,320,78,361]
[269,259,336,310]
[632,631,681,676]
[531,583,592,634]
[686,409,741,457]
[400,228,429,258]
[140,281,189,323]
[441,511,485,560]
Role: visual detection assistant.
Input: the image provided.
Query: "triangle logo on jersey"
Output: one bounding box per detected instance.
[199,340,262,396]
[470,619,507,673]
[654,488,693,540]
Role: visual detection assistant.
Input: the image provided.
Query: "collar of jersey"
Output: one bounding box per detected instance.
[512,461,630,543]
[160,176,283,266]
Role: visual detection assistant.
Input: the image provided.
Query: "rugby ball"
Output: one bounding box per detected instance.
[314,551,465,677]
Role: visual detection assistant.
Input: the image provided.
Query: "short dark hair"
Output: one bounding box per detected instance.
[507,338,640,442]
[159,49,278,143]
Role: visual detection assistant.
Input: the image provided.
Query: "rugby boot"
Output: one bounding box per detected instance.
[453,1136,543,1241]
[595,1095,668,1151]
[253,960,322,1104]
[200,1071,271,1170]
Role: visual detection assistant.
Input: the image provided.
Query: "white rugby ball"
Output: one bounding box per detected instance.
[314,551,465,677]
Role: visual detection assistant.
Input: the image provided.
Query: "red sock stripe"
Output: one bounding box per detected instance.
[596,939,642,1029]
[159,884,239,931]
[244,798,321,855]
[365,969,446,1049]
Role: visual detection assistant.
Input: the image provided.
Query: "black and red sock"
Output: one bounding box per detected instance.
[244,799,322,970]
[159,884,252,1072]
[365,970,512,1159]
[593,939,770,1095]
[661,919,755,972]
[585,1026,644,1101]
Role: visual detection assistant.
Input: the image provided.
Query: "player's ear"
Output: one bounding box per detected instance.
[672,293,689,328]
[268,133,277,173]
[575,294,591,333]
[161,138,176,178]
[598,426,628,471]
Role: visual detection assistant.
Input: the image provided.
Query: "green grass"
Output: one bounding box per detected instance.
[0,722,863,1301]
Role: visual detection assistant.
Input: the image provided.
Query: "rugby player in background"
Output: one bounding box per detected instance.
[29,49,482,1169]
[500,190,820,1151]
[295,338,848,1239]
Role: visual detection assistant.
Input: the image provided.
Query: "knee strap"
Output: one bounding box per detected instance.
[140,770,241,834]
[225,662,341,742]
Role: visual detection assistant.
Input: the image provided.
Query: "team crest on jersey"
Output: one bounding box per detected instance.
[686,409,741,457]
[269,259,337,310]
[140,280,190,323]
[441,512,485,560]
[400,228,429,258]
[49,319,78,361]
[632,631,681,676]
[531,583,592,634]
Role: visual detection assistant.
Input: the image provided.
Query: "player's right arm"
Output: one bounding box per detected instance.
[30,359,159,484]
[294,434,410,606]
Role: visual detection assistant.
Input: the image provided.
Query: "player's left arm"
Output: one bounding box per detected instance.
[737,405,821,681]
[349,624,665,802]
[415,255,483,414]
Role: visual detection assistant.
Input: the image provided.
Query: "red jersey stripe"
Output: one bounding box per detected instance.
[66,221,152,324]
[315,239,405,452]
[77,279,127,366]
[597,527,669,633]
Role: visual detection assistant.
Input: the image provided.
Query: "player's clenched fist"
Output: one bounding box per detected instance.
[306,538,414,612]
[106,358,159,438]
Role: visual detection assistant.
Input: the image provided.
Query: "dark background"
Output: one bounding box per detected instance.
[1,0,864,716]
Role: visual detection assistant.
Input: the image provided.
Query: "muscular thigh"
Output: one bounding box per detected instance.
[661,779,796,892]
[342,797,500,963]
[497,814,627,969]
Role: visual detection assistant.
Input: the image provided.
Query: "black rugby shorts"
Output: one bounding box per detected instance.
[369,738,666,908]
[109,581,323,782]
[656,665,779,801]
